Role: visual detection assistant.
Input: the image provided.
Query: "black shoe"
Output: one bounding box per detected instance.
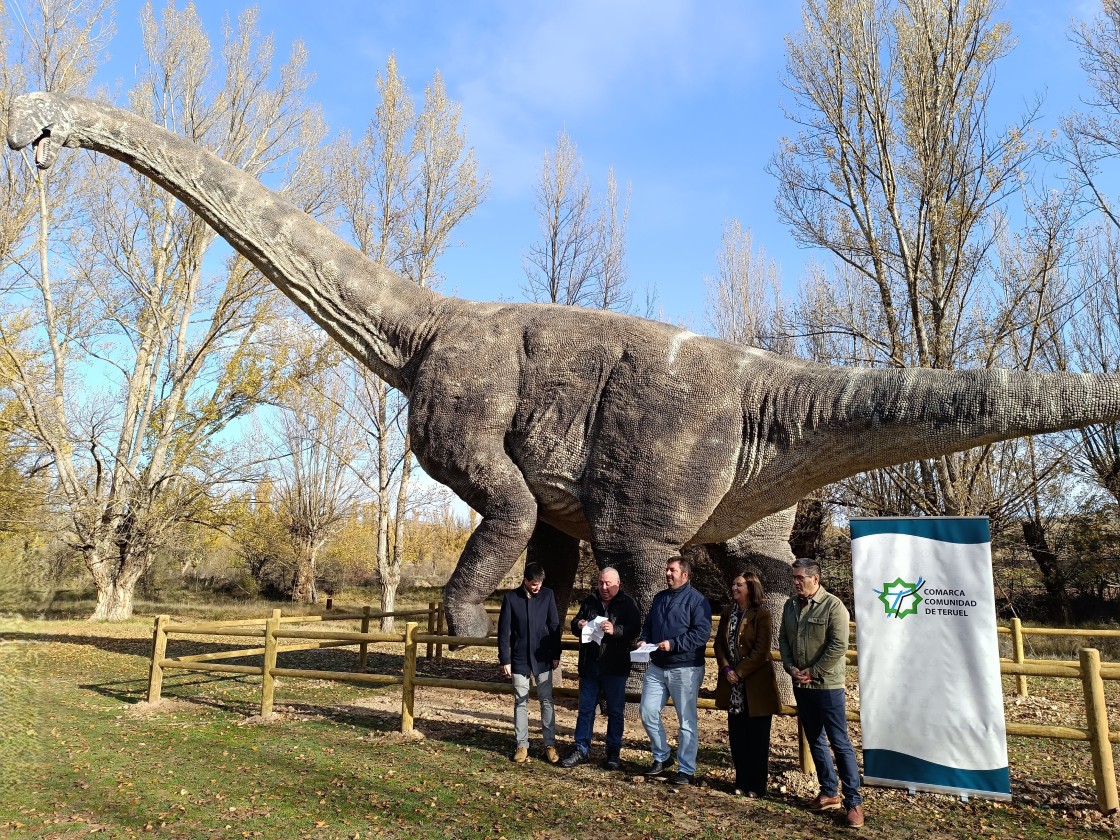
[669,771,693,786]
[560,750,587,768]
[644,758,673,777]
[602,753,621,771]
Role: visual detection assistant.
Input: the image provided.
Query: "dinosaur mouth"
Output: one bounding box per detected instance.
[33,132,57,170]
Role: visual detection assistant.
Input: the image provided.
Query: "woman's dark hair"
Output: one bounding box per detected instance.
[734,570,764,608]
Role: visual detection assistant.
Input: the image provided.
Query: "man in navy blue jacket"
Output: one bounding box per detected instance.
[637,556,713,785]
[498,561,562,764]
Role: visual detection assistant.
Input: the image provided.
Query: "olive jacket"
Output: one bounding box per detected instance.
[713,603,781,717]
[778,585,849,690]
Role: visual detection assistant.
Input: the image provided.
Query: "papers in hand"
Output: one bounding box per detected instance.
[630,642,658,663]
[581,615,609,644]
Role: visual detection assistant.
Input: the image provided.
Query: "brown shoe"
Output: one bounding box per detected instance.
[846,805,865,828]
[543,746,560,764]
[808,793,842,811]
[512,746,529,764]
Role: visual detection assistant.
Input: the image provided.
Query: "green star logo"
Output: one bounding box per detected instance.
[876,576,924,619]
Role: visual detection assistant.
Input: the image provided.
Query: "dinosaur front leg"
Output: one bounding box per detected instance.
[409,365,537,640]
[429,473,539,645]
[442,488,537,639]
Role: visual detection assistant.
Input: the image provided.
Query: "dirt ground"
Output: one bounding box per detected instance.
[306,645,1117,836]
[344,656,822,800]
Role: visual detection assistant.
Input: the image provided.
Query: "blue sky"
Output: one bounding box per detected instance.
[98,1,1102,331]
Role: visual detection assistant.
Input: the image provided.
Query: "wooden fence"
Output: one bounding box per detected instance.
[145,605,1120,815]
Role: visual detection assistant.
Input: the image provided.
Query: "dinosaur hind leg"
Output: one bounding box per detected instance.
[526,520,581,622]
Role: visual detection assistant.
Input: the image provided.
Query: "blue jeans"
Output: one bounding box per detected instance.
[794,686,862,808]
[640,663,704,777]
[573,670,627,755]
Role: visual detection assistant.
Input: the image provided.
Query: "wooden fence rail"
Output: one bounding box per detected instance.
[145,606,1120,815]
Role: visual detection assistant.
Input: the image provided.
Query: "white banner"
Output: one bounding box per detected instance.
[851,517,1011,800]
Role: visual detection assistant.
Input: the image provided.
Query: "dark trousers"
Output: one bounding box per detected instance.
[573,670,627,755]
[727,710,773,795]
[794,686,862,808]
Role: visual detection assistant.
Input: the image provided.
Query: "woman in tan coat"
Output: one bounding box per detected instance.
[714,571,781,797]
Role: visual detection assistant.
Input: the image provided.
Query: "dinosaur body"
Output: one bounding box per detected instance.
[11,93,1120,639]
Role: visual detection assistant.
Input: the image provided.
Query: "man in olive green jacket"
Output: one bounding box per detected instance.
[779,559,864,829]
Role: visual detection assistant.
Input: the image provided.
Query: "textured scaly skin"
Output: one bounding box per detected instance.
[11,93,1120,636]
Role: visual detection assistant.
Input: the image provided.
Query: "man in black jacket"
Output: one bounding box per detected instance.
[560,567,641,770]
[498,561,561,764]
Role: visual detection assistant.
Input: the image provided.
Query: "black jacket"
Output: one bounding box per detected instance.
[570,590,641,677]
[498,585,561,676]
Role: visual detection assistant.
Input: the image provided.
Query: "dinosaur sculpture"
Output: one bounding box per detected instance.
[11,93,1120,640]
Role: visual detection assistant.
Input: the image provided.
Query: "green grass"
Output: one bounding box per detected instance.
[1009,626,1120,662]
[1,616,1117,839]
[31,585,456,623]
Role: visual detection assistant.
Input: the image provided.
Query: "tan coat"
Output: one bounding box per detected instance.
[714,603,781,717]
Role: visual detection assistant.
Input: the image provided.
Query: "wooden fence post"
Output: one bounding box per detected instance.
[1011,618,1028,697]
[797,716,816,776]
[401,621,418,734]
[146,614,169,703]
[260,609,281,718]
[1079,648,1118,815]
[358,606,371,672]
[435,601,445,660]
[426,601,436,659]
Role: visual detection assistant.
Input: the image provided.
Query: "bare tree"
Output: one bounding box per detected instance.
[703,220,791,354]
[0,0,111,610]
[273,372,362,604]
[1060,0,1120,503]
[597,167,632,311]
[0,3,328,619]
[1038,225,1120,500]
[771,0,1053,520]
[330,55,486,628]
[329,54,415,624]
[389,70,488,625]
[523,130,631,311]
[1066,0,1120,231]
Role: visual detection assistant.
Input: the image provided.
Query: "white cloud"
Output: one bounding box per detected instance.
[433,1,763,196]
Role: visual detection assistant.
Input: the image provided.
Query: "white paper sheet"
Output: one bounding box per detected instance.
[629,642,658,663]
[581,614,608,644]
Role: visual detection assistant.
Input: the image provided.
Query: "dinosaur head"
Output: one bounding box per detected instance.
[7,92,79,170]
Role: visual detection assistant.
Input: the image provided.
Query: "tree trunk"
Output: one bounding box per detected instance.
[381,440,413,632]
[291,539,318,604]
[379,573,401,632]
[375,381,392,625]
[89,576,137,621]
[789,493,827,561]
[1021,518,1070,624]
[85,535,146,621]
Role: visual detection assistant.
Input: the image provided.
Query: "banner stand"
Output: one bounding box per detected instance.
[851,516,1011,802]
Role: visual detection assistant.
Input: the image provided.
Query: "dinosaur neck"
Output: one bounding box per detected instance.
[60,95,442,391]
[777,364,1120,485]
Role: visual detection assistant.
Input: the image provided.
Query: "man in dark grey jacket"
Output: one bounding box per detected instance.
[561,566,641,770]
[637,556,713,785]
[498,561,561,764]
